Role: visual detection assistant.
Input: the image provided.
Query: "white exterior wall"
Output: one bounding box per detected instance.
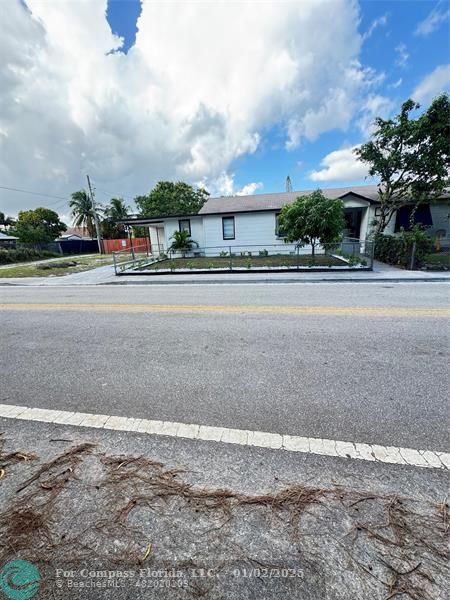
[162,217,205,250]
[430,202,450,242]
[202,211,294,251]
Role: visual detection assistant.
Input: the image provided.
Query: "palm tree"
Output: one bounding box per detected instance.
[103,198,130,238]
[169,230,197,257]
[104,198,130,220]
[69,190,103,238]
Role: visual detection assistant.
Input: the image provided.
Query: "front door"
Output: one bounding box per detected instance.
[344,208,363,239]
[156,227,165,252]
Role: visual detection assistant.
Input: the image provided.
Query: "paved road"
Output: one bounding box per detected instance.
[1,283,449,451]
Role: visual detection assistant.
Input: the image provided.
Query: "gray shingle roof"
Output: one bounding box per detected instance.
[199,184,382,215]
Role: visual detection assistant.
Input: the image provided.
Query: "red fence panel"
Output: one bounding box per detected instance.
[102,238,151,254]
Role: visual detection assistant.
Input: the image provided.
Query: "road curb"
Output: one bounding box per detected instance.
[98,277,450,285]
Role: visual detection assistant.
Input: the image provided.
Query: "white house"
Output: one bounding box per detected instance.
[121,185,450,254]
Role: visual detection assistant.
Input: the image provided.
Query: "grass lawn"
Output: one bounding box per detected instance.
[422,252,450,268]
[0,254,113,278]
[141,254,347,271]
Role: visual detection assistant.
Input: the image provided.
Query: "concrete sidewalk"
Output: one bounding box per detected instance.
[1,259,450,285]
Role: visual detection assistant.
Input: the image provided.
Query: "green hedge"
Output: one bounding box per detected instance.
[374,228,432,268]
[0,248,59,265]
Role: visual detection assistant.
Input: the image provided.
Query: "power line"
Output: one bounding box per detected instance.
[94,187,136,203]
[0,185,69,204]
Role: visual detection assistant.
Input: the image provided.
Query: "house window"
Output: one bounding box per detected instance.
[394,205,433,232]
[222,216,235,240]
[275,214,286,238]
[178,219,191,235]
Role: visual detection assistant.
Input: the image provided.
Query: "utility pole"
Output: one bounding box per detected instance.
[86,175,103,254]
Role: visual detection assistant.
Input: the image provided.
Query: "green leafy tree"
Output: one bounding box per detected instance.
[102,198,130,239]
[354,94,450,235]
[69,190,103,238]
[168,230,197,257]
[12,207,67,246]
[135,181,209,217]
[278,190,345,258]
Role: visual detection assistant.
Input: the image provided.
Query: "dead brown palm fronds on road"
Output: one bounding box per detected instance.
[0,442,447,599]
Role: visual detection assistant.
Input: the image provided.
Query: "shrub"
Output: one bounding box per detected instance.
[259,249,269,256]
[219,251,228,257]
[374,227,432,268]
[0,248,59,265]
[37,261,77,270]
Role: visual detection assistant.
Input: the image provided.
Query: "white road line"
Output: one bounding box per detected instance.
[0,403,448,470]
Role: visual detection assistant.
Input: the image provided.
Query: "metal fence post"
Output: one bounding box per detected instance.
[229,246,232,270]
[409,240,417,270]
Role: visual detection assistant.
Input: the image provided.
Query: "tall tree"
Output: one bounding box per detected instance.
[0,212,15,232]
[102,198,130,239]
[278,190,345,258]
[354,94,450,235]
[69,190,103,238]
[135,181,209,217]
[11,208,67,246]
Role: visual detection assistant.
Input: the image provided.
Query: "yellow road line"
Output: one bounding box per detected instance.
[1,303,449,317]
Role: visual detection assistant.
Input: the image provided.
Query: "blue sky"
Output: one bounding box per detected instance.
[1,0,449,215]
[103,0,449,195]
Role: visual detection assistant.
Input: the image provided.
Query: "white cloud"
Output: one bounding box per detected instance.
[356,94,395,137]
[389,77,403,89]
[309,146,369,182]
[1,0,383,215]
[362,13,389,41]
[238,182,264,196]
[198,172,263,197]
[415,5,450,36]
[395,43,409,68]
[412,64,450,104]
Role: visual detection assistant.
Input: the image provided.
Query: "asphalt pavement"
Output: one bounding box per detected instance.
[1,283,449,451]
[1,281,449,599]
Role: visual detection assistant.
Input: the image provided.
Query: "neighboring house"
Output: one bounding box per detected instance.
[57,227,94,241]
[119,185,450,253]
[0,232,18,249]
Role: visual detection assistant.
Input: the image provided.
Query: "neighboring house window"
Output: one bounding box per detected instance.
[275,213,286,238]
[222,216,235,240]
[178,219,191,235]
